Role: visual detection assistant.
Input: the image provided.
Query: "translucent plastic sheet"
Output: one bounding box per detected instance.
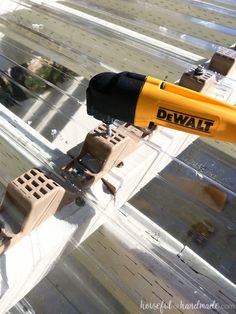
[0,115,235,313]
[131,138,236,282]
[0,0,235,313]
[7,147,236,313]
[62,0,233,57]
[0,0,200,152]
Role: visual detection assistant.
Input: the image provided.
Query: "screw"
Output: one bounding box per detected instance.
[106,124,112,137]
[116,161,124,168]
[75,196,85,207]
[194,65,204,75]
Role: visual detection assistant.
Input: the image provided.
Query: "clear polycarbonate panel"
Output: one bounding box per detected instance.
[0,0,234,313]
[0,0,202,153]
[61,0,236,58]
[130,137,236,283]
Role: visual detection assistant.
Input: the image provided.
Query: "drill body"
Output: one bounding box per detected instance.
[86,72,236,144]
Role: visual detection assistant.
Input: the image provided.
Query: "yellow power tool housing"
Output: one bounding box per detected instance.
[86,72,236,143]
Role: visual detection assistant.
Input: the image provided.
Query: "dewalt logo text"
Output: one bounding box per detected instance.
[157,107,215,133]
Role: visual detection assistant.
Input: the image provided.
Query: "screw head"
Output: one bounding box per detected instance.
[194,65,204,75]
[75,196,85,207]
[116,161,124,168]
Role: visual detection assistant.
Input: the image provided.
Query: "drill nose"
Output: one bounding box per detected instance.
[86,72,116,117]
[88,72,116,93]
[86,71,146,123]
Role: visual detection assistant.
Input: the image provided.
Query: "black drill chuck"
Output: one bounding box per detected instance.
[86,71,146,123]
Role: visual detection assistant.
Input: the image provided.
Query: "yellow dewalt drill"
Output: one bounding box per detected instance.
[86,72,236,143]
